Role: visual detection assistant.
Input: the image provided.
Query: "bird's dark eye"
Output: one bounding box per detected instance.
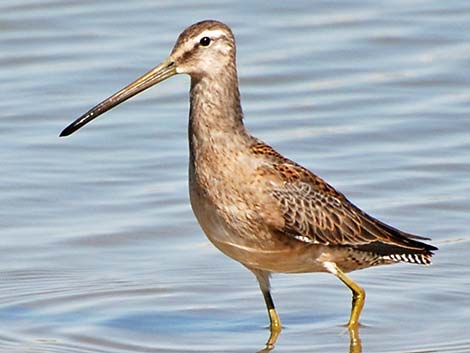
[199,36,211,47]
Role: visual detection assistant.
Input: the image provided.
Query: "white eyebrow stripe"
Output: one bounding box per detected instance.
[196,29,227,41]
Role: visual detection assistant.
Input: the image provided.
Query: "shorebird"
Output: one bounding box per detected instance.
[61,20,437,350]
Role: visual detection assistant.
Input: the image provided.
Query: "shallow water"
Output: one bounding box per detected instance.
[1,1,469,352]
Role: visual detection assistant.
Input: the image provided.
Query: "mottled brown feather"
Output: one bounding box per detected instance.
[251,142,437,263]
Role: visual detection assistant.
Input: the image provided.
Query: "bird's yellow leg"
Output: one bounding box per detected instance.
[324,262,365,328]
[251,269,281,352]
[262,289,282,349]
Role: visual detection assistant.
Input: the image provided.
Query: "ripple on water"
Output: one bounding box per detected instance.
[1,0,469,352]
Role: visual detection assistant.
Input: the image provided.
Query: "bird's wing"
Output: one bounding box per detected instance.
[251,142,432,250]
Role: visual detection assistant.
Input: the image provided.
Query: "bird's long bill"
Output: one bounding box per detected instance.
[60,58,176,137]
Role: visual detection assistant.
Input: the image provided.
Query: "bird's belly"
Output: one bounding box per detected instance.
[189,184,326,273]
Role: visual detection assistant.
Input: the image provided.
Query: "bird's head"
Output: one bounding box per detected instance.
[60,20,236,137]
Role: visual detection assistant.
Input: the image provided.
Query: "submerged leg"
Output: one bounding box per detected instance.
[251,269,281,351]
[323,261,365,328]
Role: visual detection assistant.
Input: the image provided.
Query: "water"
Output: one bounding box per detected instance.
[1,1,469,352]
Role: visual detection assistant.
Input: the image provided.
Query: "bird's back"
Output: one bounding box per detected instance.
[248,141,437,270]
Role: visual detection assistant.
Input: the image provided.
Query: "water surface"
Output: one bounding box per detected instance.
[1,1,469,352]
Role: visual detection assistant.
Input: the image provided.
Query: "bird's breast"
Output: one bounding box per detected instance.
[188,149,319,271]
[188,150,260,244]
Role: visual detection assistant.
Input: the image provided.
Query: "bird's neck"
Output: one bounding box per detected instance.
[188,73,250,159]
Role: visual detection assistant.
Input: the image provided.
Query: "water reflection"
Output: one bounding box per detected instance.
[258,326,362,353]
[348,327,362,353]
[258,328,281,352]
[1,0,469,352]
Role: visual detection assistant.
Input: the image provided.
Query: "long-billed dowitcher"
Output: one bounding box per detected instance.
[61,20,437,349]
